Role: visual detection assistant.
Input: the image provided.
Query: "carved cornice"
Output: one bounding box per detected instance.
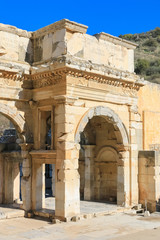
[65,68,143,91]
[0,64,144,93]
[0,70,30,81]
[32,71,63,88]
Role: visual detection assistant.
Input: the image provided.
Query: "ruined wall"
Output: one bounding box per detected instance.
[138,82,160,150]
[0,23,32,64]
[66,32,135,73]
[32,28,66,63]
[138,151,160,212]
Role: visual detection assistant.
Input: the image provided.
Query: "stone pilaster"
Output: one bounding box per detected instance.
[20,143,33,212]
[54,96,80,219]
[52,164,55,196]
[117,150,130,206]
[129,105,142,205]
[0,154,3,203]
[83,145,96,201]
[32,162,45,210]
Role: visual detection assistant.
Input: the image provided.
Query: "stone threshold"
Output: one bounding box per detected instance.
[32,206,131,223]
[0,206,24,220]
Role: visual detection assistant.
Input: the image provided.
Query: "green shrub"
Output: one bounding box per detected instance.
[152,27,160,37]
[143,39,158,47]
[146,66,160,76]
[119,34,133,40]
[135,59,149,74]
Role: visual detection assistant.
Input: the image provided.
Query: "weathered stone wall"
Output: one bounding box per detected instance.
[138,151,160,212]
[0,23,32,64]
[138,82,160,150]
[66,32,136,73]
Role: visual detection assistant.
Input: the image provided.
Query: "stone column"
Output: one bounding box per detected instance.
[0,154,3,203]
[117,150,130,206]
[32,162,45,210]
[52,164,55,197]
[54,96,80,219]
[12,162,20,201]
[3,157,13,203]
[83,145,96,201]
[20,143,33,212]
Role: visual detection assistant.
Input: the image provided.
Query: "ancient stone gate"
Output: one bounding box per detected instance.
[0,19,148,219]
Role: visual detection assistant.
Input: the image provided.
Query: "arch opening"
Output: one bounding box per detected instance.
[0,113,23,208]
[76,107,129,207]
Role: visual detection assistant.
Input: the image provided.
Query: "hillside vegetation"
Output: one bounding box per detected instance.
[119,27,160,83]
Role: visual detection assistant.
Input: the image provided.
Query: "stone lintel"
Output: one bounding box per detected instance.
[94,32,137,49]
[30,150,56,164]
[32,19,88,38]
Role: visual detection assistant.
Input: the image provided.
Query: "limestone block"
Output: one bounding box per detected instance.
[58,132,74,142]
[55,114,75,124]
[63,160,75,170]
[57,141,76,151]
[71,150,79,160]
[58,169,79,182]
[57,123,74,136]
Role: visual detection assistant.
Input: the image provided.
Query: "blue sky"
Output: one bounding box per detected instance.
[1,0,160,37]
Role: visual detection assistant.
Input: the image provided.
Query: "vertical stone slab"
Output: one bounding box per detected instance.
[117,151,130,206]
[52,164,55,196]
[138,150,157,212]
[129,106,141,206]
[32,162,45,210]
[83,145,96,200]
[20,143,33,212]
[0,154,3,203]
[13,162,20,201]
[4,159,13,203]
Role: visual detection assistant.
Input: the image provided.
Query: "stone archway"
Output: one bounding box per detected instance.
[75,106,129,147]
[0,106,25,206]
[75,106,130,206]
[0,103,25,135]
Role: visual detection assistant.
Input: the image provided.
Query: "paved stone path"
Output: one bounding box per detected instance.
[0,204,24,219]
[45,197,122,213]
[0,212,160,239]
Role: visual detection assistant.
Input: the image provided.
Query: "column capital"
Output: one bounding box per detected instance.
[19,143,33,152]
[82,145,96,158]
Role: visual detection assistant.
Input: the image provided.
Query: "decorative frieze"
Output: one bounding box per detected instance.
[32,72,63,88]
[0,63,144,93]
[0,70,29,82]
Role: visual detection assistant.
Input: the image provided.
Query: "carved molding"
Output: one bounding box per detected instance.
[32,71,63,88]
[0,70,30,82]
[0,65,144,92]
